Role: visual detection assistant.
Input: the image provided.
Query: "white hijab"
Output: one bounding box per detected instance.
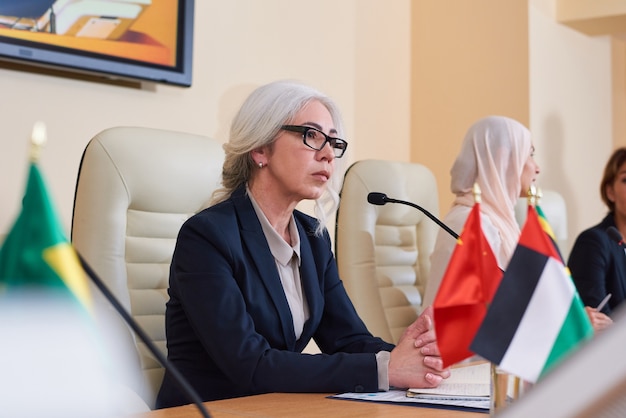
[450,116,531,264]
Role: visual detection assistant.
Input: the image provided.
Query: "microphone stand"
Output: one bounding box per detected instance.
[367,192,509,275]
[77,254,211,418]
[367,192,459,239]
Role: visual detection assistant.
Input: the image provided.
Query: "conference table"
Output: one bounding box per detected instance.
[137,393,485,417]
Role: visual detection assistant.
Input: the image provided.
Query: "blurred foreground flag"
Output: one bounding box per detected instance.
[0,125,148,417]
[433,201,503,367]
[0,161,92,311]
[470,205,593,383]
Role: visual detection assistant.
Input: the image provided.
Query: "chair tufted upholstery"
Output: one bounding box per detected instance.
[71,126,224,408]
[335,160,439,344]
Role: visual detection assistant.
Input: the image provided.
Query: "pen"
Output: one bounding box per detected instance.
[596,293,612,311]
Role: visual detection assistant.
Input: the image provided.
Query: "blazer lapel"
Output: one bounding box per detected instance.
[295,219,323,348]
[231,187,297,346]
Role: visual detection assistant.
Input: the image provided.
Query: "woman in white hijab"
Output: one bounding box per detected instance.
[422,116,539,307]
[423,116,612,333]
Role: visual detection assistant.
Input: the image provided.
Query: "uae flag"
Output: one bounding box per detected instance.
[470,205,593,383]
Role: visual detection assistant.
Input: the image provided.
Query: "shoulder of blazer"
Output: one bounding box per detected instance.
[571,222,621,264]
[194,186,261,233]
[575,213,613,242]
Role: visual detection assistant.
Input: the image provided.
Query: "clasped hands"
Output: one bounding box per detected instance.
[388,306,450,389]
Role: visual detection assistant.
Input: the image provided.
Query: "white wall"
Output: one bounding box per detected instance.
[529,0,613,255]
[0,0,411,239]
[0,0,615,258]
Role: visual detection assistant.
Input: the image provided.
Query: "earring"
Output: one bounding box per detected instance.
[258,162,264,168]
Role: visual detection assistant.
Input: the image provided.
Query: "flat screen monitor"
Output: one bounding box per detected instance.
[0,0,194,87]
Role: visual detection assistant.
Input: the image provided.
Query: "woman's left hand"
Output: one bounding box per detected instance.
[585,306,613,332]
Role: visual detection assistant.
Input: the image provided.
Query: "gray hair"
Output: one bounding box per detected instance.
[211,80,347,235]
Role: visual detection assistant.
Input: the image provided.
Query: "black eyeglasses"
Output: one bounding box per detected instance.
[281,125,348,158]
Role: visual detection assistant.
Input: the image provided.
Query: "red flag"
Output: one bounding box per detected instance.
[433,203,503,367]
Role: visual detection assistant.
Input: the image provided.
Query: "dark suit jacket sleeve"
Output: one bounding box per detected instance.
[162,198,393,403]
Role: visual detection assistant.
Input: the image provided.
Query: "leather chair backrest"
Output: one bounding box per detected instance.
[71,126,224,408]
[335,160,439,343]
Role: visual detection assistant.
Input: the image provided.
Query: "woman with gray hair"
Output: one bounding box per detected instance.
[211,80,345,235]
[156,80,449,408]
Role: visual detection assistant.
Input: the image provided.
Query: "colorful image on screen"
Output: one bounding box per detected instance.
[0,0,193,86]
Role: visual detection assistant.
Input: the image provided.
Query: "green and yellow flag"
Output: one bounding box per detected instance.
[536,205,554,238]
[0,126,149,416]
[0,161,92,312]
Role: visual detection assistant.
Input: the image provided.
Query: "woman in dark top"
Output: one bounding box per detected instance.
[569,147,626,322]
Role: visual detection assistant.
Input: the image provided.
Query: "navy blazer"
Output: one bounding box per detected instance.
[568,213,626,316]
[156,186,393,408]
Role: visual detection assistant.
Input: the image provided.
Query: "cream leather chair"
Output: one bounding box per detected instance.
[335,160,439,344]
[514,189,568,259]
[71,126,224,408]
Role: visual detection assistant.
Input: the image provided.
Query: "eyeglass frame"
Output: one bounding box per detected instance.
[280,125,348,158]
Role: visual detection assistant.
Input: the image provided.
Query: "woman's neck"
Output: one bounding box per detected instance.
[248,184,296,243]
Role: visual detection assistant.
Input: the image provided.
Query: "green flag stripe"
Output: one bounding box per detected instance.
[541,295,594,377]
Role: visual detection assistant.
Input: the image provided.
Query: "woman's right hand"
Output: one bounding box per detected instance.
[388,306,451,389]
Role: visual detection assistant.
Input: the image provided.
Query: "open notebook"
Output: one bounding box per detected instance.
[407,361,490,400]
[330,361,491,412]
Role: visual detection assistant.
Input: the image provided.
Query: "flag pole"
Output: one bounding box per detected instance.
[527,184,537,207]
[536,187,543,205]
[490,363,509,415]
[472,182,481,203]
[29,121,47,163]
[476,181,507,414]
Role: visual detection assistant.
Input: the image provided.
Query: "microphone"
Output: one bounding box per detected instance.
[367,192,459,239]
[607,226,625,246]
[77,254,211,418]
